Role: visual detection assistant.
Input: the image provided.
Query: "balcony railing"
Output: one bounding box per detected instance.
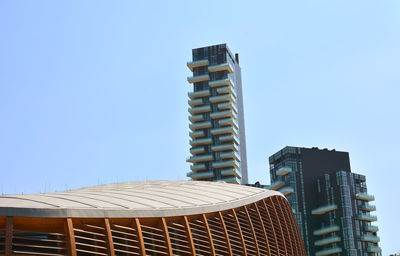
[208,62,234,73]
[186,154,213,163]
[189,131,204,139]
[209,78,235,88]
[187,59,209,71]
[188,89,210,99]
[190,163,206,172]
[210,109,236,120]
[367,246,381,253]
[355,192,375,202]
[268,180,285,191]
[219,118,239,129]
[313,225,340,236]
[190,147,205,155]
[312,204,338,215]
[212,160,240,169]
[188,98,203,107]
[217,102,238,113]
[220,151,241,161]
[362,204,376,212]
[278,186,294,196]
[187,74,210,83]
[189,121,212,131]
[358,213,377,222]
[211,143,239,152]
[187,170,214,179]
[315,247,342,256]
[219,176,240,184]
[189,114,204,123]
[210,94,236,104]
[211,126,238,136]
[219,134,239,145]
[190,138,213,146]
[314,236,341,246]
[189,105,211,115]
[361,235,380,243]
[220,168,241,178]
[365,225,379,233]
[276,167,292,176]
[217,86,237,98]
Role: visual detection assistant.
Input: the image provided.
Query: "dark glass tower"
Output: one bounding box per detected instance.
[186,44,248,184]
[269,146,381,256]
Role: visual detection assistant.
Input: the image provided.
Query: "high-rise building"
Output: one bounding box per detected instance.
[186,44,248,184]
[268,146,381,256]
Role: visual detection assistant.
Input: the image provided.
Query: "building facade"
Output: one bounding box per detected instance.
[186,43,248,184]
[268,146,381,256]
[0,181,305,255]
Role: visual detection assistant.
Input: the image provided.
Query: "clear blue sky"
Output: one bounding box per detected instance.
[0,1,399,254]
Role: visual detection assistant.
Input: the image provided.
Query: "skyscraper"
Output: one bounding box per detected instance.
[268,146,381,256]
[186,44,248,184]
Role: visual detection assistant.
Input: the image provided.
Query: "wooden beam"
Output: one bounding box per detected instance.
[134,218,146,256]
[104,218,115,256]
[232,209,247,256]
[183,216,196,256]
[244,206,260,256]
[202,214,216,256]
[270,197,288,255]
[65,218,76,256]
[254,202,271,255]
[5,217,13,256]
[161,217,173,256]
[262,199,280,255]
[218,211,233,256]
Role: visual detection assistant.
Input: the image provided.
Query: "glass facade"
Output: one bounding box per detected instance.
[269,146,381,256]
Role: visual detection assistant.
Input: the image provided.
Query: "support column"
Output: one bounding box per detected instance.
[183,216,196,256]
[254,202,271,255]
[65,218,76,256]
[104,219,115,256]
[219,212,233,256]
[232,209,247,256]
[202,214,216,256]
[161,218,173,256]
[134,218,146,256]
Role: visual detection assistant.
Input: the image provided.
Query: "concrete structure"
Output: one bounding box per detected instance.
[186,43,248,184]
[0,180,305,255]
[269,146,381,256]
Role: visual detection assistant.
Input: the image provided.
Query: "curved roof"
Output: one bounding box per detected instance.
[0,180,283,218]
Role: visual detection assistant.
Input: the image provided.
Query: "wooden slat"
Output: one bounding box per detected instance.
[5,217,13,256]
[134,219,146,256]
[232,209,247,256]
[184,216,196,256]
[244,206,260,256]
[219,211,233,256]
[202,214,216,256]
[104,219,115,256]
[263,199,280,255]
[161,218,173,256]
[254,202,271,255]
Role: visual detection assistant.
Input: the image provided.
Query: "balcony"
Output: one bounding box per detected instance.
[187,74,210,83]
[219,176,240,184]
[186,154,213,163]
[355,192,375,202]
[220,168,241,178]
[190,163,206,172]
[313,225,340,236]
[188,89,210,99]
[219,134,239,145]
[189,131,204,139]
[187,170,214,179]
[211,143,239,152]
[359,213,377,222]
[279,186,294,196]
[362,204,376,212]
[209,78,235,88]
[188,98,203,107]
[268,180,285,191]
[218,101,238,113]
[276,167,292,176]
[367,246,381,253]
[190,147,205,155]
[220,151,240,161]
[315,247,342,256]
[210,109,236,119]
[365,225,379,233]
[189,121,212,131]
[189,105,211,115]
[212,160,240,169]
[210,94,236,104]
[189,114,204,122]
[361,235,380,243]
[314,236,341,246]
[219,118,239,129]
[208,62,234,73]
[312,204,338,215]
[217,86,236,98]
[190,138,213,146]
[187,59,209,71]
[211,126,238,136]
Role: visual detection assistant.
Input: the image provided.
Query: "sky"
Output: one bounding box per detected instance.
[0,0,399,254]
